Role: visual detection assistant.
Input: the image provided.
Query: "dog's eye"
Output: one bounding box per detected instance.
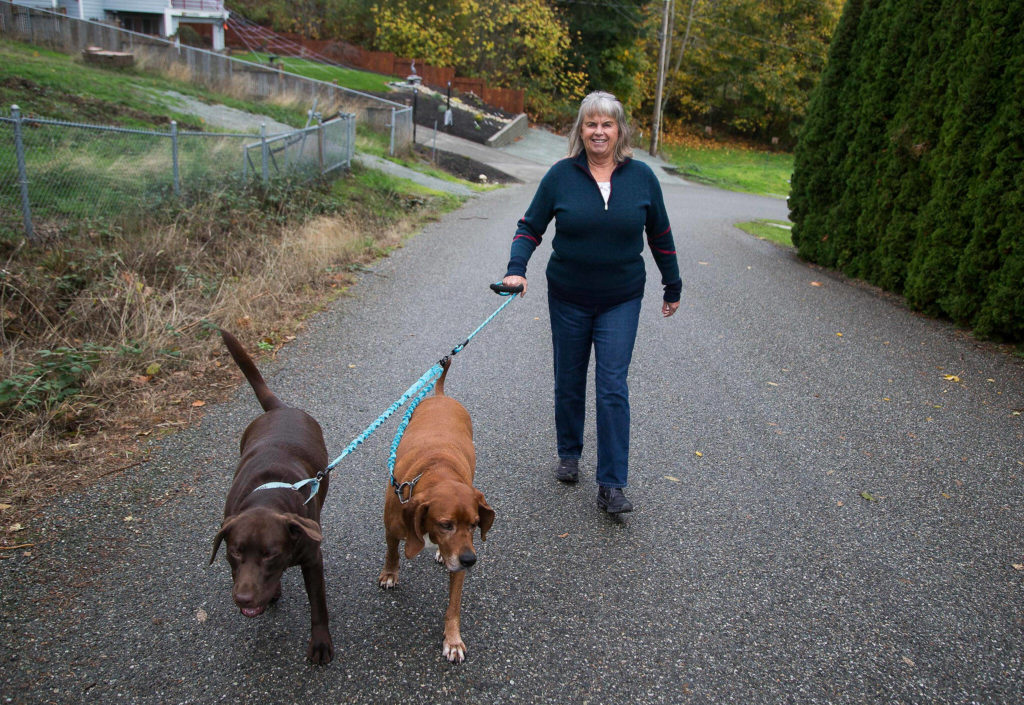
[439,521,454,531]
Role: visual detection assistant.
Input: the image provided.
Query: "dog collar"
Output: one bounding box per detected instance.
[392,473,423,504]
[251,476,321,505]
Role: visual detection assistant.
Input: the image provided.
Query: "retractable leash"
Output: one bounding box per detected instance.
[254,283,523,505]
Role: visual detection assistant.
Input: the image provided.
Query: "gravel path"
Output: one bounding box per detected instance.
[1,144,1022,704]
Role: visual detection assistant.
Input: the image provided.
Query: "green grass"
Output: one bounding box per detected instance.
[735,219,794,247]
[232,52,398,93]
[0,38,304,129]
[659,141,794,198]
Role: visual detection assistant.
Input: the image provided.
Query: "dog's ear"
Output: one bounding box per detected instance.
[402,500,430,559]
[476,491,495,541]
[283,513,323,544]
[209,516,240,565]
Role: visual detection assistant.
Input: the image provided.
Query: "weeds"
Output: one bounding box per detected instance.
[1,171,464,513]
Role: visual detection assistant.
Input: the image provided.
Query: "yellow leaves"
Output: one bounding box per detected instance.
[943,374,960,383]
[860,491,877,502]
[694,451,704,458]
[664,475,680,482]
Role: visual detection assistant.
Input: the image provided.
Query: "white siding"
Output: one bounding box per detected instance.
[79,0,104,20]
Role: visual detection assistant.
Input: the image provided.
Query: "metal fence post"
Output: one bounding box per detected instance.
[260,122,269,184]
[317,117,325,176]
[11,105,37,243]
[170,120,180,196]
[348,113,355,168]
[389,107,396,156]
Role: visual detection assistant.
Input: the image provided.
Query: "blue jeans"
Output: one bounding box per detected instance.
[548,292,642,488]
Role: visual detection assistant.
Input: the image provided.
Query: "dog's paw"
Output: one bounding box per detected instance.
[443,638,466,663]
[378,571,399,589]
[307,629,334,665]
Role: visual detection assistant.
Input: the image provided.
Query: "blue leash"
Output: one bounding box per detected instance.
[254,283,521,504]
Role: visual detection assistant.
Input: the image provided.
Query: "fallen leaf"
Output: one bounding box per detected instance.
[903,656,915,667]
[558,533,569,539]
[810,281,822,287]
[860,491,877,502]
[348,364,356,369]
[191,400,206,408]
[941,493,951,499]
[146,362,161,376]
[196,608,208,623]
[767,381,779,386]
[0,504,11,512]
[124,515,134,522]
[283,336,296,342]
[836,332,843,337]
[695,451,703,458]
[943,374,960,383]
[1012,564,1023,571]
[664,475,680,482]
[698,261,709,266]
[836,501,844,507]
[9,523,23,532]
[132,375,151,384]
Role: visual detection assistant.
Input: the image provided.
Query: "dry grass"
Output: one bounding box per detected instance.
[0,175,452,534]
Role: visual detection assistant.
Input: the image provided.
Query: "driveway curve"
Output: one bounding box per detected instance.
[1,134,1022,705]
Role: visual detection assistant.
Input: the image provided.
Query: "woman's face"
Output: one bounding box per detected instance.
[581,113,619,162]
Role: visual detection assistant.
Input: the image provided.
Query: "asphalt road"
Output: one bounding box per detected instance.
[2,143,1022,704]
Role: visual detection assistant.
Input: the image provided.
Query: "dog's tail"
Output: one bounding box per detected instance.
[434,357,452,397]
[220,329,284,412]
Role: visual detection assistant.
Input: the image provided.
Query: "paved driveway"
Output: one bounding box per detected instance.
[1,137,1022,704]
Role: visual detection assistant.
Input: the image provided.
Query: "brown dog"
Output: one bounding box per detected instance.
[209,329,333,665]
[378,359,495,662]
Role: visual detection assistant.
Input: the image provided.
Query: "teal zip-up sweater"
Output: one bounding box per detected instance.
[505,151,682,307]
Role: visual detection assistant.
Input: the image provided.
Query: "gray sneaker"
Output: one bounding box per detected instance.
[554,457,579,483]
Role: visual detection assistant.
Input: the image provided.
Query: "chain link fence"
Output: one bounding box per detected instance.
[1,106,354,241]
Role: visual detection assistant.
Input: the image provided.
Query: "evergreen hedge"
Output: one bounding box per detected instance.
[789,0,1023,341]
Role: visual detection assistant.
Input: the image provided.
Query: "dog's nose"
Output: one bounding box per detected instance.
[459,551,477,568]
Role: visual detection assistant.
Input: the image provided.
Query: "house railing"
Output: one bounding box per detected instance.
[169,0,226,12]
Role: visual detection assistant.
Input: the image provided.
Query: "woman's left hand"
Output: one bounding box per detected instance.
[662,300,679,317]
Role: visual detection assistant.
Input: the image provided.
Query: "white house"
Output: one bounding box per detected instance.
[15,0,229,50]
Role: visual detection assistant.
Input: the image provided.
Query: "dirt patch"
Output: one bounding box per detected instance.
[1,76,203,129]
[414,144,520,185]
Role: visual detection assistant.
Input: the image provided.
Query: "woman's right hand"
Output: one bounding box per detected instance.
[502,275,528,297]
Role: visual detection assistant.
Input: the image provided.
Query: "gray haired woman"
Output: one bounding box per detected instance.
[501,91,682,515]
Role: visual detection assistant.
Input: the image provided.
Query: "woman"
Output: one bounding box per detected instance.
[502,91,681,515]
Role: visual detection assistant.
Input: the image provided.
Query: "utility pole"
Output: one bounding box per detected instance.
[650,0,672,156]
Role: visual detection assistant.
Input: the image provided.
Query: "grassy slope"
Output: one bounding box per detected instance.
[659,138,794,198]
[0,38,302,128]
[230,51,397,93]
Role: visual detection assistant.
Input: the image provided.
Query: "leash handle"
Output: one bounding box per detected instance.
[490,282,524,296]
